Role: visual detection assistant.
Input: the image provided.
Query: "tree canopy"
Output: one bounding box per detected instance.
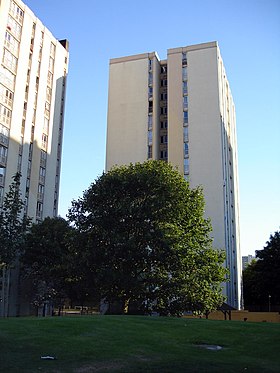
[22,217,91,309]
[68,161,227,315]
[243,230,280,310]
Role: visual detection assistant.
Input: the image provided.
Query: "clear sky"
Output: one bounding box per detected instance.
[24,0,280,256]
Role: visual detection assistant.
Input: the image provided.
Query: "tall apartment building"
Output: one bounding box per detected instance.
[242,255,255,270]
[106,42,241,309]
[0,0,68,219]
[0,0,68,316]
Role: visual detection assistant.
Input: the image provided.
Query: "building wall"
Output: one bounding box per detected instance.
[106,54,149,170]
[106,42,241,309]
[0,0,68,221]
[0,0,68,317]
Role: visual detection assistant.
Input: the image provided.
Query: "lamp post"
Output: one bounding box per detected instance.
[268,295,271,312]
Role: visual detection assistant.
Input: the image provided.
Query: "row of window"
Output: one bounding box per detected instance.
[147,59,153,158]
[182,54,189,177]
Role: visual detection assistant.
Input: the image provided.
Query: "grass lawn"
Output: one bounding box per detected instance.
[0,316,279,372]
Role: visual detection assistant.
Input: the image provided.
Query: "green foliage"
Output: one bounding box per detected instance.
[22,217,88,307]
[0,172,30,267]
[69,161,227,315]
[243,230,280,308]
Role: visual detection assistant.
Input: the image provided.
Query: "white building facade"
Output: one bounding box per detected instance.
[0,0,68,220]
[106,42,242,309]
[0,0,68,316]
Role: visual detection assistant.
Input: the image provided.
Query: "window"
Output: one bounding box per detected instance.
[148,115,152,130]
[0,124,9,137]
[184,142,189,158]
[184,158,189,175]
[161,79,167,87]
[0,66,15,90]
[32,108,36,123]
[28,142,33,159]
[160,121,167,129]
[148,130,152,145]
[182,66,187,81]
[160,93,167,101]
[21,119,25,136]
[10,1,24,24]
[160,150,168,159]
[40,150,47,167]
[0,166,5,187]
[148,72,153,85]
[182,52,187,64]
[183,111,188,124]
[40,31,44,46]
[183,81,188,95]
[183,96,188,109]
[45,102,50,117]
[148,101,153,114]
[43,117,49,132]
[183,126,189,142]
[42,133,48,150]
[22,102,27,118]
[37,61,41,75]
[39,166,46,177]
[0,84,13,108]
[4,31,19,55]
[46,86,52,102]
[48,57,54,73]
[7,15,22,40]
[160,107,167,115]
[50,43,56,57]
[148,145,152,159]
[160,135,168,144]
[31,125,34,142]
[149,59,153,71]
[47,71,53,87]
[36,202,43,219]
[0,186,4,205]
[0,145,8,165]
[0,104,12,126]
[148,86,153,99]
[38,184,44,201]
[39,166,46,184]
[2,49,18,73]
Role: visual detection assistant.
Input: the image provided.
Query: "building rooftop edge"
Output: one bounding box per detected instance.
[110,41,218,64]
[168,41,218,54]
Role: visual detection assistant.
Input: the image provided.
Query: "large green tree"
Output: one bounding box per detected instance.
[68,161,227,315]
[243,230,280,310]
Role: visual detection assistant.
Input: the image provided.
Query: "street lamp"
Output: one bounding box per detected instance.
[268,295,271,312]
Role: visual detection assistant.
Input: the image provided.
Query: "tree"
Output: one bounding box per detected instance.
[0,172,30,266]
[22,217,91,313]
[68,161,227,315]
[243,230,280,310]
[0,172,30,316]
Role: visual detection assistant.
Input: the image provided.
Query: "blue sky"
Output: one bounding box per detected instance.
[24,0,280,255]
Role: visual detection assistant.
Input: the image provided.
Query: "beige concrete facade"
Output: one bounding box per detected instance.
[106,42,241,309]
[0,0,68,316]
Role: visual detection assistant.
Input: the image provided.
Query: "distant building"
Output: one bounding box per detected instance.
[242,255,255,270]
[106,42,242,309]
[0,0,68,316]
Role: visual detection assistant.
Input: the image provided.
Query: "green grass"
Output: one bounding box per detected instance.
[0,316,279,372]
